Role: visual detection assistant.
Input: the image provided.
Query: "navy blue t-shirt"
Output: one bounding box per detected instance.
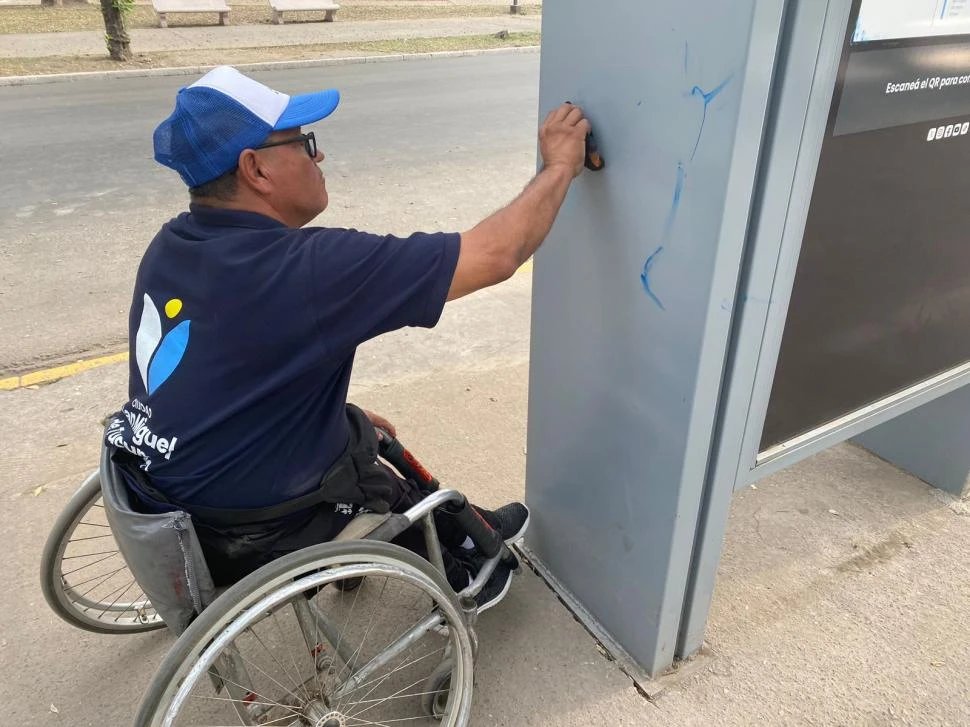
[105,205,460,509]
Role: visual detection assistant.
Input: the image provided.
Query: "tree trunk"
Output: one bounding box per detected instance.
[99,0,132,61]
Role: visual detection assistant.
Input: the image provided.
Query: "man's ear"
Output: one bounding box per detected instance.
[236,149,274,194]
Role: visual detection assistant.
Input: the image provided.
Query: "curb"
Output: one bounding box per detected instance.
[0,45,540,87]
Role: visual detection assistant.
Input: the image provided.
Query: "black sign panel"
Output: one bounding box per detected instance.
[760,0,970,451]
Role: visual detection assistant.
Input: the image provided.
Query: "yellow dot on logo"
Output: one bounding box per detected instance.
[165,299,183,319]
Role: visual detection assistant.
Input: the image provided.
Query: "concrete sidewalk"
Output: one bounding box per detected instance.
[0,14,541,58]
[3,345,969,725]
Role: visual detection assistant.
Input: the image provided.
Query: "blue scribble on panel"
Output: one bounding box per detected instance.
[663,163,687,241]
[641,245,666,310]
[642,163,686,310]
[689,76,732,161]
[639,45,734,310]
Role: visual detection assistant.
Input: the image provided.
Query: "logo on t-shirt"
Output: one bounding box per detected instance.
[135,293,191,395]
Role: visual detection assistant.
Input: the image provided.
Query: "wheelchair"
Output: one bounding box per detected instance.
[41,428,520,726]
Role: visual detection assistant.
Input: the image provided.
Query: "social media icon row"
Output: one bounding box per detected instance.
[927,122,970,141]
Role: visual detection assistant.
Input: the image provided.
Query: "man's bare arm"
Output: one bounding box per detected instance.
[447,104,591,301]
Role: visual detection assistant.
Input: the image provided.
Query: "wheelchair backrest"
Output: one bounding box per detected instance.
[99,443,217,636]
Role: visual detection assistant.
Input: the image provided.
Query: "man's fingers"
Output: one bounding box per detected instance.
[563,105,586,126]
[551,103,574,122]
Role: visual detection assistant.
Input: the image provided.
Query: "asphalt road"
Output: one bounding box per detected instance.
[0,53,541,375]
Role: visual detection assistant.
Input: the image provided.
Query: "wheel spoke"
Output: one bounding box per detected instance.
[339,646,445,710]
[66,533,116,542]
[347,713,435,725]
[347,673,429,721]
[96,575,140,619]
[64,563,129,590]
[328,570,365,688]
[189,668,304,723]
[240,622,316,708]
[333,577,390,698]
[271,607,315,706]
[113,590,155,623]
[74,567,135,602]
[61,549,121,563]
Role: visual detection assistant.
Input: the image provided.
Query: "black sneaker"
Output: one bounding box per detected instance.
[478,502,530,545]
[473,555,517,613]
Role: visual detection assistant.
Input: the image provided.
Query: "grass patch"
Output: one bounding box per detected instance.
[0,30,541,77]
[0,2,540,34]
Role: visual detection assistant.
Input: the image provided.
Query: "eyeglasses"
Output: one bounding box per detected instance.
[254,132,317,159]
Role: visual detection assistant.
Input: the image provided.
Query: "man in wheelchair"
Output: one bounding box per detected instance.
[105,66,590,614]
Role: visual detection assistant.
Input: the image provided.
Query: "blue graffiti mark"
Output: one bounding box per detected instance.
[663,163,687,241]
[689,75,732,160]
[640,164,687,309]
[641,245,666,310]
[638,51,734,311]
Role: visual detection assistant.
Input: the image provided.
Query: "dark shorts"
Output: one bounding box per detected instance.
[192,464,470,591]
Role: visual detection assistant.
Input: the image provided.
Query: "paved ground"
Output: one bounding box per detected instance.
[6,344,970,726]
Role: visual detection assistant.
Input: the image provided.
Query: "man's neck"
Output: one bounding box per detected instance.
[190,194,294,227]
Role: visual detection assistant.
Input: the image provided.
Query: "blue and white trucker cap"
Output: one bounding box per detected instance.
[153,66,340,187]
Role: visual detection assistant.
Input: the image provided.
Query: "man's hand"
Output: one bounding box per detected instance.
[450,102,595,302]
[539,103,592,179]
[362,409,397,439]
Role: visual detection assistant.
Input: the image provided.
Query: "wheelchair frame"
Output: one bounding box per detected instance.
[41,433,520,726]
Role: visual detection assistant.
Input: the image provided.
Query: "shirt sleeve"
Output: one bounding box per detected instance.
[305,228,461,355]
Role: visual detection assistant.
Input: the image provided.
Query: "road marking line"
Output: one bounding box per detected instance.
[0,352,129,391]
[0,261,535,392]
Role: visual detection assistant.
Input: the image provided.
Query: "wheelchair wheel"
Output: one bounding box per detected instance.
[40,470,164,634]
[136,540,475,727]
[421,658,454,720]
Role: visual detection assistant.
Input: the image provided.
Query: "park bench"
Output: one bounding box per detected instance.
[268,0,339,24]
[151,0,231,27]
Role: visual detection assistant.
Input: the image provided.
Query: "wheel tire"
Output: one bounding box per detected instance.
[421,658,454,720]
[40,471,165,634]
[136,539,476,727]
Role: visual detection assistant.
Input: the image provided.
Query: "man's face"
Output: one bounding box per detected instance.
[257,127,328,226]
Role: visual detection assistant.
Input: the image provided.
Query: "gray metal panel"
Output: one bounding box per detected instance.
[855,384,970,497]
[754,365,970,480]
[762,30,970,450]
[734,0,857,486]
[735,2,970,484]
[677,0,853,658]
[526,0,783,675]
